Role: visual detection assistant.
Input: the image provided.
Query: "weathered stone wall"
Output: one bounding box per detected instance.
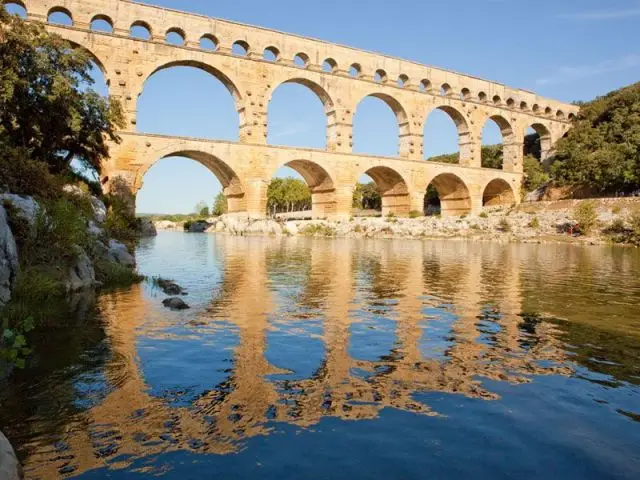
[17,0,578,218]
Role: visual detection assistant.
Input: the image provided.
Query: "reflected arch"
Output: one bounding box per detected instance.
[269,160,336,218]
[482,178,516,208]
[361,166,410,216]
[426,173,471,217]
[424,105,471,163]
[137,150,246,214]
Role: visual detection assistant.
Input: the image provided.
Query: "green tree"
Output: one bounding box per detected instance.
[193,200,208,216]
[352,182,381,210]
[267,177,311,215]
[523,155,550,192]
[0,7,123,176]
[212,192,227,216]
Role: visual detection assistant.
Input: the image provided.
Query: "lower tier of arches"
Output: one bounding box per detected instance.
[105,132,521,219]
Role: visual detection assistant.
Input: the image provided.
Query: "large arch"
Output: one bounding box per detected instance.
[426,173,471,217]
[525,123,552,164]
[424,105,471,164]
[137,62,240,140]
[267,78,332,148]
[361,166,410,216]
[136,150,246,214]
[482,178,516,208]
[353,93,409,157]
[481,114,514,170]
[268,160,336,219]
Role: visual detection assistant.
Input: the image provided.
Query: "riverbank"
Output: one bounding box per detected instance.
[154,198,640,247]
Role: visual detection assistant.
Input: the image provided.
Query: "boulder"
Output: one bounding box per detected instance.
[107,239,135,267]
[284,222,298,236]
[186,220,211,233]
[138,218,157,237]
[162,297,190,310]
[156,278,186,296]
[0,205,19,308]
[90,196,107,223]
[67,247,96,292]
[87,220,104,237]
[0,431,22,480]
[0,194,40,227]
[246,219,282,236]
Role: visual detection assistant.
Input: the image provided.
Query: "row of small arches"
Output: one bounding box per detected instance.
[2,2,573,121]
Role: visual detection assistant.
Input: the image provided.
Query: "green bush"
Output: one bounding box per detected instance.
[94,260,145,288]
[301,224,337,237]
[104,196,138,244]
[499,218,511,232]
[529,216,540,229]
[408,210,422,219]
[479,212,488,219]
[573,201,598,235]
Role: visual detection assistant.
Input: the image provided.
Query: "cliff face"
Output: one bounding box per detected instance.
[0,204,18,308]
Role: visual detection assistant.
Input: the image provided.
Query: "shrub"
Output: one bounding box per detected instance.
[408,210,422,219]
[573,201,598,235]
[0,145,60,199]
[499,218,511,232]
[612,205,622,215]
[479,212,488,219]
[529,216,540,229]
[608,218,626,234]
[94,260,145,287]
[300,224,337,237]
[104,196,138,244]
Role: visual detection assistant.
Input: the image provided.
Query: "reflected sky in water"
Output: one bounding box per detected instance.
[1,233,640,479]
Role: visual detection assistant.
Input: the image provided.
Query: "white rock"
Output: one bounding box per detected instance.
[285,222,298,235]
[0,431,21,480]
[67,247,96,292]
[107,239,135,267]
[0,205,19,307]
[0,194,40,226]
[87,220,104,237]
[90,196,107,223]
[138,218,157,237]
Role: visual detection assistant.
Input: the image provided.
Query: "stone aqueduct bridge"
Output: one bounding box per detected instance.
[17,0,578,217]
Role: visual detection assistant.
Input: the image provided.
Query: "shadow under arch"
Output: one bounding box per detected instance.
[362,166,410,216]
[526,122,552,163]
[482,178,515,207]
[424,105,471,163]
[427,173,471,217]
[270,159,336,218]
[137,150,246,213]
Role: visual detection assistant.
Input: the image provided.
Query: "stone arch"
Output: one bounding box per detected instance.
[354,92,409,156]
[89,14,113,32]
[424,105,471,163]
[65,39,109,84]
[3,1,27,17]
[362,166,410,216]
[426,173,471,217]
[200,34,217,51]
[130,20,152,40]
[294,52,310,68]
[137,150,246,213]
[525,122,552,163]
[481,114,514,170]
[270,160,336,218]
[482,178,515,207]
[47,6,73,25]
[264,46,280,61]
[323,58,338,73]
[165,27,186,45]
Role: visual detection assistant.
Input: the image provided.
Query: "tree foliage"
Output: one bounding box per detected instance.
[0,6,123,178]
[267,178,311,215]
[551,82,640,193]
[212,192,227,216]
[352,182,381,210]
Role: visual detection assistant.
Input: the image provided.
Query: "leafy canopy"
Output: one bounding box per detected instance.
[0,7,123,175]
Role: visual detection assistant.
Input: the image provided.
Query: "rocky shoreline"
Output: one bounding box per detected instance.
[153,199,640,247]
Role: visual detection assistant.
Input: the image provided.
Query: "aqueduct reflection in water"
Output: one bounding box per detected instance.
[12,237,592,478]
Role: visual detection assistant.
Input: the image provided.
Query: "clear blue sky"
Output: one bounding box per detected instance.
[9,0,638,213]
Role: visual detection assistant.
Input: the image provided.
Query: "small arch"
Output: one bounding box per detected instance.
[568,113,576,121]
[424,105,470,163]
[520,101,529,111]
[532,104,540,113]
[130,20,152,40]
[3,1,27,18]
[374,69,388,83]
[492,95,502,105]
[506,98,515,108]
[271,160,336,218]
[397,74,409,88]
[47,6,73,26]
[323,58,337,73]
[460,88,471,100]
[363,166,410,216]
[420,79,432,92]
[441,83,452,96]
[349,63,362,78]
[478,91,488,103]
[426,173,471,217]
[294,52,310,68]
[263,46,280,62]
[556,110,565,119]
[165,28,185,46]
[232,40,249,56]
[544,106,553,116]
[200,34,218,51]
[482,178,515,207]
[90,14,114,33]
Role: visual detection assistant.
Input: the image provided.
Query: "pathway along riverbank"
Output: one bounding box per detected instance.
[154,198,640,247]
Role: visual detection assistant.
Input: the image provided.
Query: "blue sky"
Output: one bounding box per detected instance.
[8,0,639,213]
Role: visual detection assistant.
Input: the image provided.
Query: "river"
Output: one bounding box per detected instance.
[1,232,639,478]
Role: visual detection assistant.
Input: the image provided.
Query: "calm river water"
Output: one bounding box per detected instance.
[1,232,640,479]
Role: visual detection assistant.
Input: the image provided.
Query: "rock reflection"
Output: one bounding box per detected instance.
[23,237,585,478]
